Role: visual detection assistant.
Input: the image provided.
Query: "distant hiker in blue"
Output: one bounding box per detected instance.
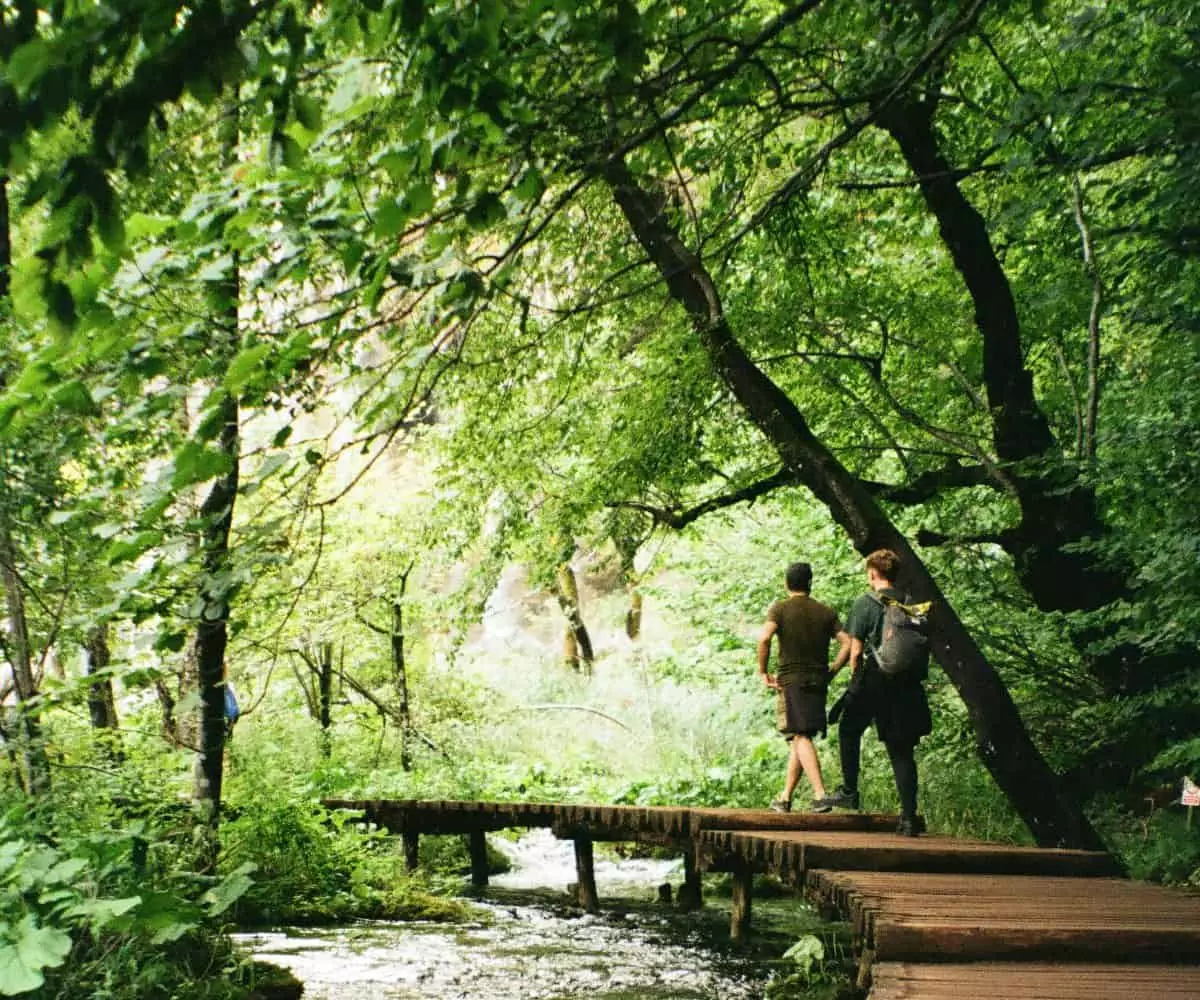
[756,561,851,813]
[823,549,932,836]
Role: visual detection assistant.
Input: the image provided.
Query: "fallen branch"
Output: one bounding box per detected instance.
[508,704,631,732]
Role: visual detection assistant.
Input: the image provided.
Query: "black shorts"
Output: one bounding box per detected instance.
[776,681,827,739]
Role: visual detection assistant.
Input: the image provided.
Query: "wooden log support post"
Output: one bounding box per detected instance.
[677,848,703,911]
[574,837,599,913]
[731,862,753,942]
[403,833,420,872]
[469,829,489,887]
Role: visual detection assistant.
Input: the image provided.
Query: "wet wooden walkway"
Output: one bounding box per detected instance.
[323,799,1200,999]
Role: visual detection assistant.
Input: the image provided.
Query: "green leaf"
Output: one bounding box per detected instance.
[374,199,408,238]
[171,441,234,490]
[48,381,96,416]
[126,214,174,240]
[292,94,323,132]
[42,858,87,887]
[67,897,141,934]
[5,40,51,95]
[225,344,272,392]
[0,915,71,996]
[202,862,256,917]
[406,182,434,217]
[198,255,234,283]
[782,933,824,973]
[105,531,163,565]
[154,630,187,654]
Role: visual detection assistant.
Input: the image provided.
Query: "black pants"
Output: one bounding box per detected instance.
[838,691,919,820]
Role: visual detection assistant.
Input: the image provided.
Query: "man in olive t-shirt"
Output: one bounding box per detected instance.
[756,561,851,812]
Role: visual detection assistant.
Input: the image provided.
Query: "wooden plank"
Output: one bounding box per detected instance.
[693,809,899,834]
[869,962,1200,1000]
[740,831,1118,877]
[872,920,1200,963]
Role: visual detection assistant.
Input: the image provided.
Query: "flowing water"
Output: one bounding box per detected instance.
[237,830,844,999]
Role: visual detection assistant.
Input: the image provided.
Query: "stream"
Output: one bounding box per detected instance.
[236,830,846,999]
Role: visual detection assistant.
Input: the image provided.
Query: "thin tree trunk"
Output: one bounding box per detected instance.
[1071,175,1103,464]
[555,564,594,673]
[0,175,10,302]
[604,155,1103,850]
[0,525,50,795]
[191,95,241,871]
[317,641,333,757]
[0,176,50,797]
[84,626,122,761]
[390,563,415,770]
[391,604,412,771]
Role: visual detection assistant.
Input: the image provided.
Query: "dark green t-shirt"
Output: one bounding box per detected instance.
[766,594,842,686]
[846,586,904,660]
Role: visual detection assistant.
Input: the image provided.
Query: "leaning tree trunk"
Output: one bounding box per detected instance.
[876,97,1122,613]
[555,564,594,673]
[191,94,241,872]
[604,155,1103,850]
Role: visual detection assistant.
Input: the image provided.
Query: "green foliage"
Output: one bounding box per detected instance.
[0,798,254,999]
[1,12,1200,1000]
[1093,802,1200,886]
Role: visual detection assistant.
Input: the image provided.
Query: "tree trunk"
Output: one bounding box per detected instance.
[876,98,1122,612]
[0,524,50,795]
[317,641,333,757]
[555,564,594,673]
[191,95,241,871]
[562,627,580,669]
[0,176,50,797]
[625,589,643,642]
[191,392,238,867]
[84,626,122,761]
[391,601,412,771]
[604,155,1103,850]
[0,175,10,302]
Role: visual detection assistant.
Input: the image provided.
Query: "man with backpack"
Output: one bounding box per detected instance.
[823,549,932,836]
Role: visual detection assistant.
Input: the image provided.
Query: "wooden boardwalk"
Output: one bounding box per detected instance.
[323,799,1200,999]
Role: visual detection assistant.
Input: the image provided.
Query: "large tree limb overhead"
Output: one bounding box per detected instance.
[864,463,997,503]
[612,461,998,530]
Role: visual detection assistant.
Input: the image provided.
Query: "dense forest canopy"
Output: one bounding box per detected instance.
[1,0,1199,992]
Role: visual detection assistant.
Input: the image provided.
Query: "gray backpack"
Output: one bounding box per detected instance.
[868,594,932,677]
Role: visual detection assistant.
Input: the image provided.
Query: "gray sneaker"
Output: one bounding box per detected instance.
[769,799,791,813]
[809,799,833,814]
[821,787,860,810]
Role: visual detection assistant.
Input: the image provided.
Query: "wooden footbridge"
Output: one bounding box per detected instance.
[323,799,1200,999]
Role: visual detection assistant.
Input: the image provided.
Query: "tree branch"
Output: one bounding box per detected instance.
[917,526,1014,548]
[609,467,802,529]
[863,464,996,504]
